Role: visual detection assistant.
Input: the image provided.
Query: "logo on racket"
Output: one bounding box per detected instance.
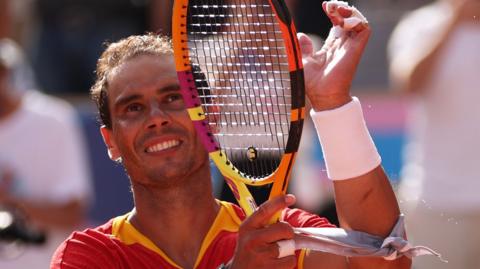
[247,147,258,162]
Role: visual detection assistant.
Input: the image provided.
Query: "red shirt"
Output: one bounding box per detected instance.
[51,201,334,269]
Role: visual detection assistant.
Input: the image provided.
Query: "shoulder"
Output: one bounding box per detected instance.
[281,208,335,228]
[51,220,117,269]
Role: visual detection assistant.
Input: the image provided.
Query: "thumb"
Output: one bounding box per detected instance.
[243,195,296,229]
[297,33,314,58]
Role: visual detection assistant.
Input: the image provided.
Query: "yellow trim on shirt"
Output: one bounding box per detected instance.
[111,202,242,269]
[218,200,243,227]
[111,213,182,268]
[193,201,242,268]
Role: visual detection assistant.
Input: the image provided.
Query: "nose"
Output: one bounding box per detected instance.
[146,104,171,129]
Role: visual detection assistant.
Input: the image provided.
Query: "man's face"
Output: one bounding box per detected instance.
[101,54,209,187]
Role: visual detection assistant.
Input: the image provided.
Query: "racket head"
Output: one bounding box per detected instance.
[172,0,305,215]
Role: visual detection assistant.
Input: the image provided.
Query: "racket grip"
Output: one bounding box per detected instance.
[266,191,284,224]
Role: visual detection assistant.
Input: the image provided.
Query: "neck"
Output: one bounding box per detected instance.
[129,163,220,268]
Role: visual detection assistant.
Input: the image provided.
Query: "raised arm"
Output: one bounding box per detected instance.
[300,2,410,268]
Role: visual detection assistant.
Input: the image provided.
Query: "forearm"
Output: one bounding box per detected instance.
[302,2,410,266]
[311,99,410,268]
[334,165,410,269]
[334,167,399,236]
[302,167,410,269]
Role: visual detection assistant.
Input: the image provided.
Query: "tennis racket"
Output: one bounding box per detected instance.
[172,0,305,221]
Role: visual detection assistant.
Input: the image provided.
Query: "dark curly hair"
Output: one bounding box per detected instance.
[90,34,173,129]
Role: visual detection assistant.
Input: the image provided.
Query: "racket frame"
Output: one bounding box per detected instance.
[172,0,305,217]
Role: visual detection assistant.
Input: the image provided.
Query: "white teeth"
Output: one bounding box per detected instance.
[146,140,180,153]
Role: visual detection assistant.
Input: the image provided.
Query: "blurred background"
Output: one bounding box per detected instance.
[1,0,478,268]
[1,0,428,222]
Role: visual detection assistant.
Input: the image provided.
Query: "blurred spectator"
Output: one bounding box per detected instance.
[0,39,92,268]
[388,0,480,268]
[0,1,37,92]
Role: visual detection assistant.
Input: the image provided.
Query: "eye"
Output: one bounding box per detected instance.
[165,93,183,103]
[125,103,144,113]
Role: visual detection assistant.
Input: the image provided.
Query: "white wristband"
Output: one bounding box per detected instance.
[310,97,381,180]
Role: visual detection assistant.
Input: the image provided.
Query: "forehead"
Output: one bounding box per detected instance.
[107,54,177,99]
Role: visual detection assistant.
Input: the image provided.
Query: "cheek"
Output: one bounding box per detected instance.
[175,111,196,135]
[112,123,139,153]
[180,118,205,152]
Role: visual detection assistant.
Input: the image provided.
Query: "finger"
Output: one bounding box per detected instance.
[323,1,368,32]
[303,50,327,72]
[326,13,343,26]
[337,6,353,18]
[243,195,296,229]
[351,21,368,33]
[341,29,370,66]
[343,16,361,30]
[259,239,296,260]
[302,32,333,69]
[249,222,295,245]
[322,1,342,26]
[322,1,328,14]
[297,33,314,58]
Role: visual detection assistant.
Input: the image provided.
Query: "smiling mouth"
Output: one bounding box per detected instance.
[145,140,181,153]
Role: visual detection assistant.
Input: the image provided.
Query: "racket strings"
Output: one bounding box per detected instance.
[188,0,291,178]
[225,0,279,177]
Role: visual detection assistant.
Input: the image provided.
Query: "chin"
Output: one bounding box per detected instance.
[147,161,198,182]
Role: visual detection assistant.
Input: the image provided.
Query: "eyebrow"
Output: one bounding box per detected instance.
[114,94,142,111]
[157,84,181,95]
[113,83,181,110]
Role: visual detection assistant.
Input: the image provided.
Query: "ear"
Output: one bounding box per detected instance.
[100,126,122,162]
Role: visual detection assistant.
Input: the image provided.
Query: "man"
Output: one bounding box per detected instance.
[0,39,92,268]
[389,0,480,268]
[52,2,410,268]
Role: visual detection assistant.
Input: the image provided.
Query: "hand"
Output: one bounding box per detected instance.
[300,1,370,111]
[229,195,297,269]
